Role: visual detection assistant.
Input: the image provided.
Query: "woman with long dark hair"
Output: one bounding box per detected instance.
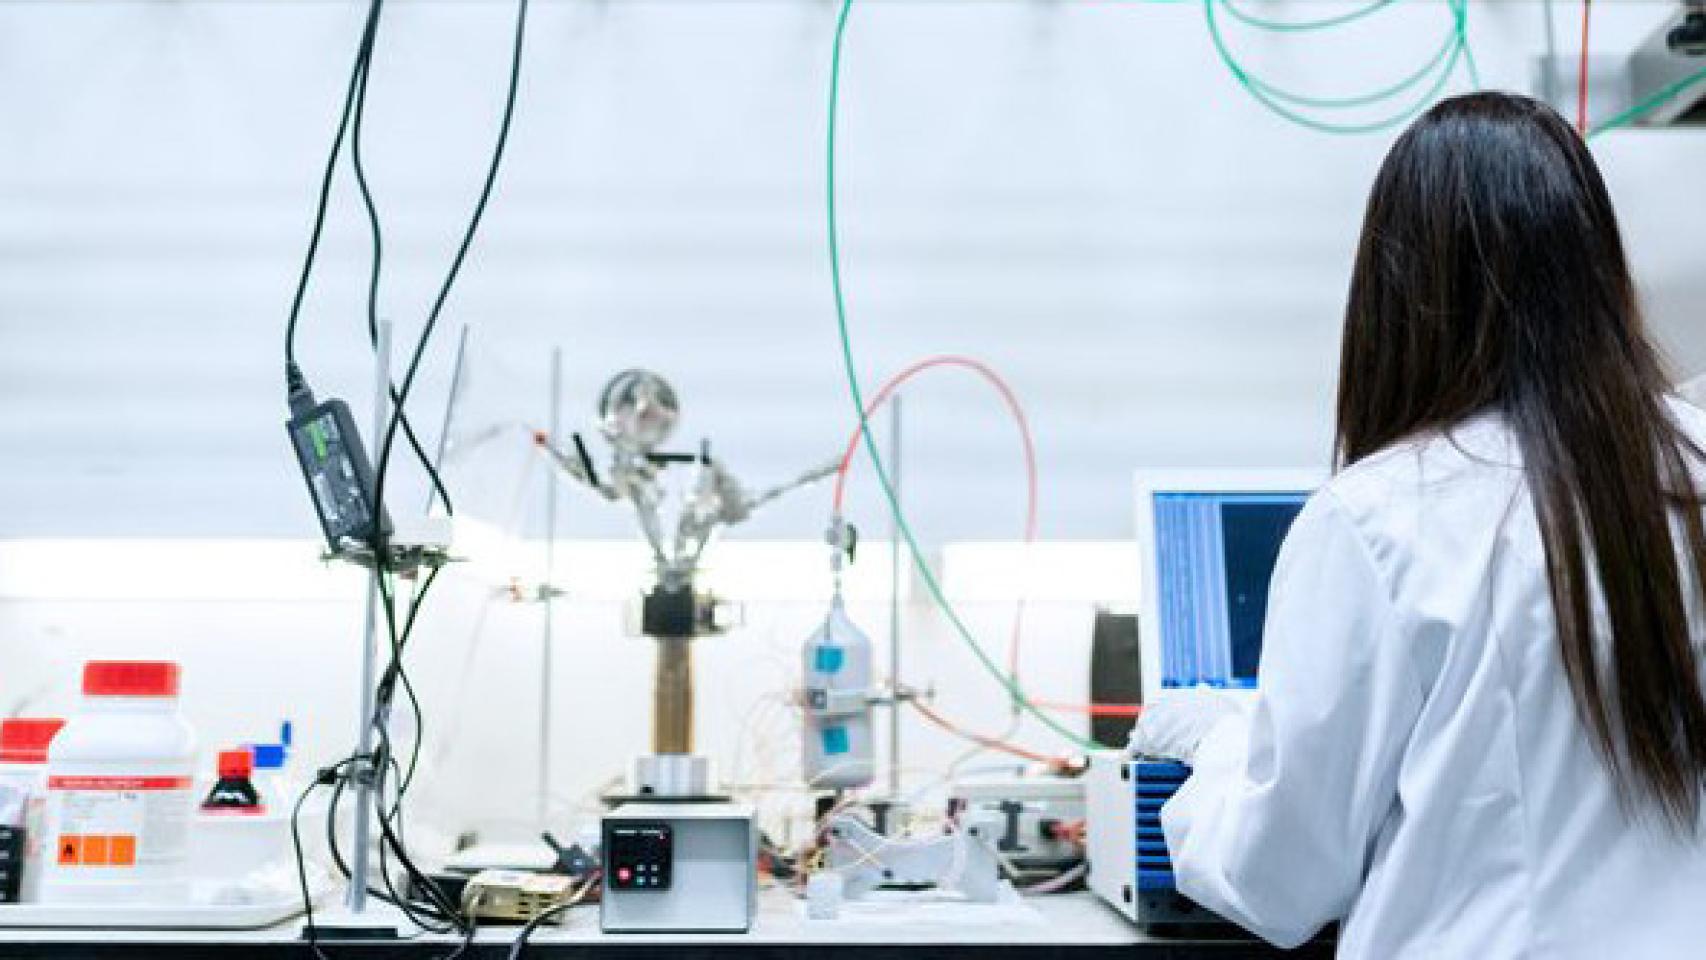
[1131,92,1706,956]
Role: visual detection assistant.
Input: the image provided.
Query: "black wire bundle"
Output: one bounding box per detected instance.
[283,0,534,952]
[505,876,598,960]
[284,0,452,517]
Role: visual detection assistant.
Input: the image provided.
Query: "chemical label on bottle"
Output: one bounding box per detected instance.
[46,776,191,868]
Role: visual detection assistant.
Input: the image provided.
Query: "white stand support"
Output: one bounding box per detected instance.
[301,899,410,941]
[301,319,398,942]
[886,396,905,799]
[539,347,563,828]
[826,809,1010,904]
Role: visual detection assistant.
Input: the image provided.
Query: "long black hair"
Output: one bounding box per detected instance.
[1337,92,1706,829]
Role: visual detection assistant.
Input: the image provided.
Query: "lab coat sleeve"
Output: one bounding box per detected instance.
[1161,491,1420,948]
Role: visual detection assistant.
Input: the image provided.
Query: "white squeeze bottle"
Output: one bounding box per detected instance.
[245,721,295,813]
[41,660,197,904]
[801,598,876,790]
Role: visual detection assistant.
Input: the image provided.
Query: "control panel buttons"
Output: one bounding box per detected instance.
[605,823,673,892]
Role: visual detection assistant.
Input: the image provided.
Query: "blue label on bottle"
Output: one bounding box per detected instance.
[813,646,846,674]
[821,726,850,756]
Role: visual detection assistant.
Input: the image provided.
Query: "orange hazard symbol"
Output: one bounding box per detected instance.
[55,834,136,867]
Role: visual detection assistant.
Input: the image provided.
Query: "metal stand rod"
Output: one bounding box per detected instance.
[540,347,563,827]
[346,318,392,914]
[886,396,904,799]
[425,325,471,515]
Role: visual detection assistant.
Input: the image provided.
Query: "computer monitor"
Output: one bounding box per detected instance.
[1134,471,1319,700]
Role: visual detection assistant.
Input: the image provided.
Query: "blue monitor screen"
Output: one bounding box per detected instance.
[1153,491,1308,688]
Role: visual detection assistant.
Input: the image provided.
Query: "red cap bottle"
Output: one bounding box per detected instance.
[203,747,263,812]
[216,749,254,780]
[0,718,66,764]
[83,661,181,698]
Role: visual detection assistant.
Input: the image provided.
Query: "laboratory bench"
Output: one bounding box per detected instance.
[0,891,1332,959]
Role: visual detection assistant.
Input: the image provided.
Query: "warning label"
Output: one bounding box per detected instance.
[48,777,191,869]
[47,776,190,792]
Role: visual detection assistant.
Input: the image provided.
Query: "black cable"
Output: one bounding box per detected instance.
[283,0,383,372]
[374,599,447,928]
[284,0,452,517]
[322,749,461,932]
[291,757,358,960]
[370,0,530,528]
[362,568,465,931]
[295,0,533,940]
[349,23,384,368]
[312,574,459,934]
[440,910,480,960]
[325,767,352,879]
[371,568,437,829]
[321,764,447,930]
[363,674,461,928]
[374,772,457,934]
[370,723,463,930]
[377,566,440,802]
[507,907,566,960]
[375,777,462,927]
[393,662,428,803]
[344,0,456,518]
[505,885,592,960]
[369,768,419,930]
[354,0,532,838]
[292,779,334,960]
[339,0,533,926]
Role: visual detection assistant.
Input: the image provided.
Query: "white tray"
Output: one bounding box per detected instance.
[0,872,326,930]
[0,899,298,930]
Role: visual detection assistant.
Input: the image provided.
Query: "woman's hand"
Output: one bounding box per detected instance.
[1126,689,1249,764]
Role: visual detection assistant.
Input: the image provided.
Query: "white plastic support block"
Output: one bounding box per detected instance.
[806,872,844,921]
[389,517,453,552]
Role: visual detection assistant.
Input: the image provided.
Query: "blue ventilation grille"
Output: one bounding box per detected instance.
[1133,761,1191,892]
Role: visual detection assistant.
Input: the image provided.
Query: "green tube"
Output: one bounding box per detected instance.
[821,0,1482,759]
[826,0,1098,753]
[1221,0,1400,34]
[1244,17,1459,111]
[1590,64,1706,139]
[1204,0,1473,135]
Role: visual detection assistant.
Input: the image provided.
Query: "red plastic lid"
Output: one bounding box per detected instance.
[217,749,254,780]
[83,660,181,698]
[0,718,66,763]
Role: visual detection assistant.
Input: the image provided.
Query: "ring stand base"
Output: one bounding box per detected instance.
[632,753,714,799]
[301,902,407,941]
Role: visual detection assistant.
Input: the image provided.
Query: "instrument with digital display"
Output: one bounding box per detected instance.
[599,803,754,933]
[1086,470,1317,929]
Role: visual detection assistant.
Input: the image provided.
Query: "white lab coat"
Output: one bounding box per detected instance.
[1163,401,1706,958]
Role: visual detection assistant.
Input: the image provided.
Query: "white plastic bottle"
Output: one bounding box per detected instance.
[41,661,197,904]
[0,718,66,903]
[802,597,876,790]
[244,721,295,814]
